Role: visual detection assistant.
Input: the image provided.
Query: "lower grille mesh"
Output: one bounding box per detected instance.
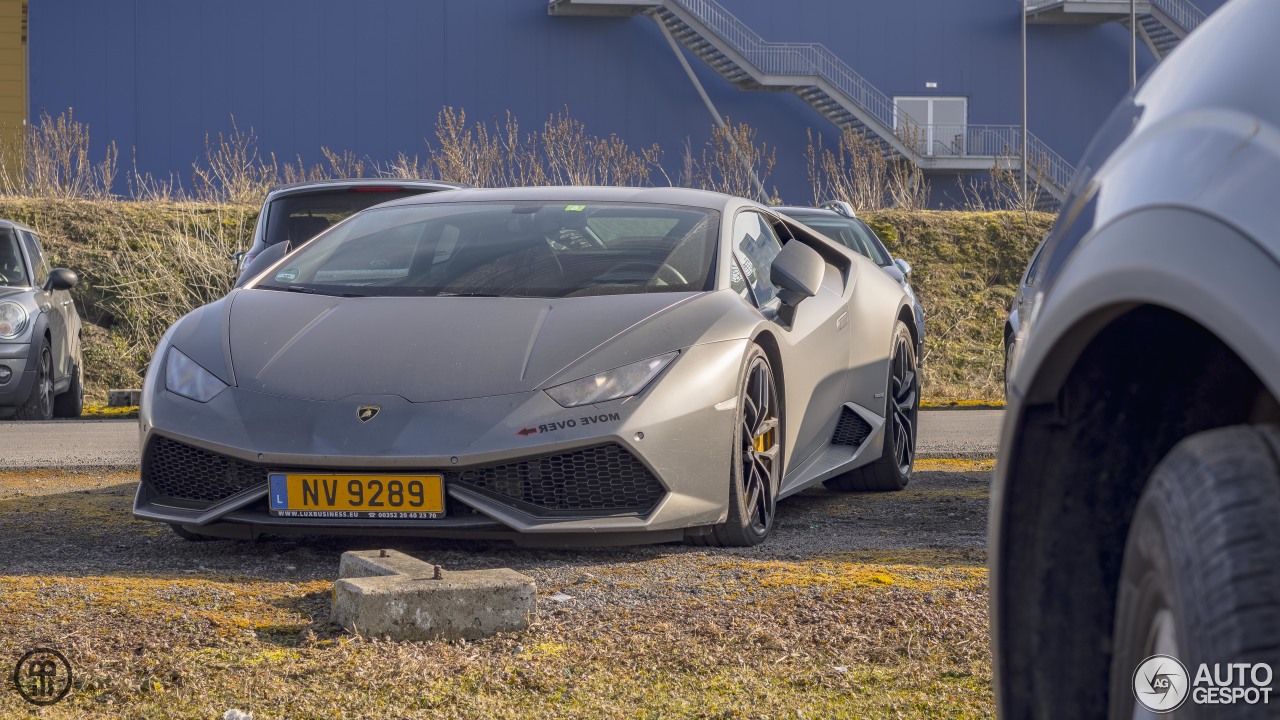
[144,436,270,503]
[143,438,664,516]
[447,444,663,515]
[832,407,872,447]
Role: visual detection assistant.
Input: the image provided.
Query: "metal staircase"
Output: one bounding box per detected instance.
[1026,0,1205,60]
[549,0,1076,205]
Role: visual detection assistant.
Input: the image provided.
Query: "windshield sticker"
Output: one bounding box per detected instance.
[516,412,621,437]
[564,204,586,212]
[274,268,299,282]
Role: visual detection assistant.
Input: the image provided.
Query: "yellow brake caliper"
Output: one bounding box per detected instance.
[753,427,774,453]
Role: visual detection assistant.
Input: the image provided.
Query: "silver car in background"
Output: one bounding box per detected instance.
[776,202,925,363]
[235,178,466,280]
[0,220,83,419]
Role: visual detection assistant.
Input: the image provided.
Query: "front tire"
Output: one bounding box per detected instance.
[14,341,53,421]
[825,321,918,492]
[1109,425,1280,719]
[690,345,781,547]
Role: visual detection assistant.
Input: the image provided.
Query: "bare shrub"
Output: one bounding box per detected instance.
[958,146,1050,215]
[375,152,431,179]
[429,107,507,187]
[805,127,889,210]
[191,117,281,204]
[429,106,666,188]
[98,203,251,358]
[127,148,184,202]
[540,108,665,187]
[887,160,929,210]
[689,119,776,201]
[805,125,929,211]
[0,109,118,199]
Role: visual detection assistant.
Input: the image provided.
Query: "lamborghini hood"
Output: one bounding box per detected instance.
[224,289,699,402]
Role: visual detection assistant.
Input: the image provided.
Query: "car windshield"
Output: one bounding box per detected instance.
[263,187,434,248]
[787,214,891,266]
[0,228,28,286]
[254,201,720,298]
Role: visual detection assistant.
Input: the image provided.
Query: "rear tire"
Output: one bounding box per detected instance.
[14,342,53,421]
[1003,338,1016,400]
[825,321,917,492]
[688,345,781,548]
[1108,425,1280,719]
[52,360,84,418]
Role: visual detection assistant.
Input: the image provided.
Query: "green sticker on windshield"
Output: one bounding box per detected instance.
[564,204,586,212]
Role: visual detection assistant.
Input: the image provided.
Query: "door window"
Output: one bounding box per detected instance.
[732,212,784,307]
[21,232,49,287]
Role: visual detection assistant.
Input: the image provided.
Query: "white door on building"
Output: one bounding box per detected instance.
[894,97,967,157]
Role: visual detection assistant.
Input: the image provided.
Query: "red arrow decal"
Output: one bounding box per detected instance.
[516,427,538,436]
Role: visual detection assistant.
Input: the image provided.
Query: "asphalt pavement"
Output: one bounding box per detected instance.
[0,410,1004,470]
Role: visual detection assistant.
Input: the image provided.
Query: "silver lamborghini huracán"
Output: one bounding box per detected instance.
[135,187,920,546]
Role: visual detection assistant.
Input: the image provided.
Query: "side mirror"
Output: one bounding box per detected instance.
[893,258,912,280]
[235,242,290,287]
[770,241,824,308]
[46,268,78,291]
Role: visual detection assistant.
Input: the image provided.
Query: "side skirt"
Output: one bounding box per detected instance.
[777,402,884,499]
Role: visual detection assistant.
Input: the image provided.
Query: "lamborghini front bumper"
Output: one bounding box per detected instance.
[133,340,748,543]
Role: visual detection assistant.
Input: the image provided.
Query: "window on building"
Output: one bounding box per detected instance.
[894,96,968,157]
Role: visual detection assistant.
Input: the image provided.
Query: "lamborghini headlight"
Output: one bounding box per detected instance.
[545,352,678,408]
[0,301,28,339]
[165,348,227,402]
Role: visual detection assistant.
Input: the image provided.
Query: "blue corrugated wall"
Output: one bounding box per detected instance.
[29,0,1223,205]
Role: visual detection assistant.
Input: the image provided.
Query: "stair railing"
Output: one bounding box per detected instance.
[669,0,899,133]
[1024,0,1204,32]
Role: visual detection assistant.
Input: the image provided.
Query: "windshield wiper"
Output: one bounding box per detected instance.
[434,292,504,297]
[258,285,366,298]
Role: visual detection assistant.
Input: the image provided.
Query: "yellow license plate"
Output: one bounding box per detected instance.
[268,473,445,519]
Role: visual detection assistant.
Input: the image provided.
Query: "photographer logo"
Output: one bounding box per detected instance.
[1133,654,1189,713]
[12,647,72,706]
[1133,655,1274,712]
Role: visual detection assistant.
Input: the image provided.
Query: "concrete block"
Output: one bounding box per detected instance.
[107,389,142,407]
[331,549,536,641]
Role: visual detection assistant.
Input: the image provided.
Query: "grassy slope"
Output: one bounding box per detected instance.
[0,198,256,400]
[0,198,1050,403]
[863,210,1053,401]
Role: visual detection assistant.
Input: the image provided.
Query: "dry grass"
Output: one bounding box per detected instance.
[0,467,994,719]
[0,569,991,719]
